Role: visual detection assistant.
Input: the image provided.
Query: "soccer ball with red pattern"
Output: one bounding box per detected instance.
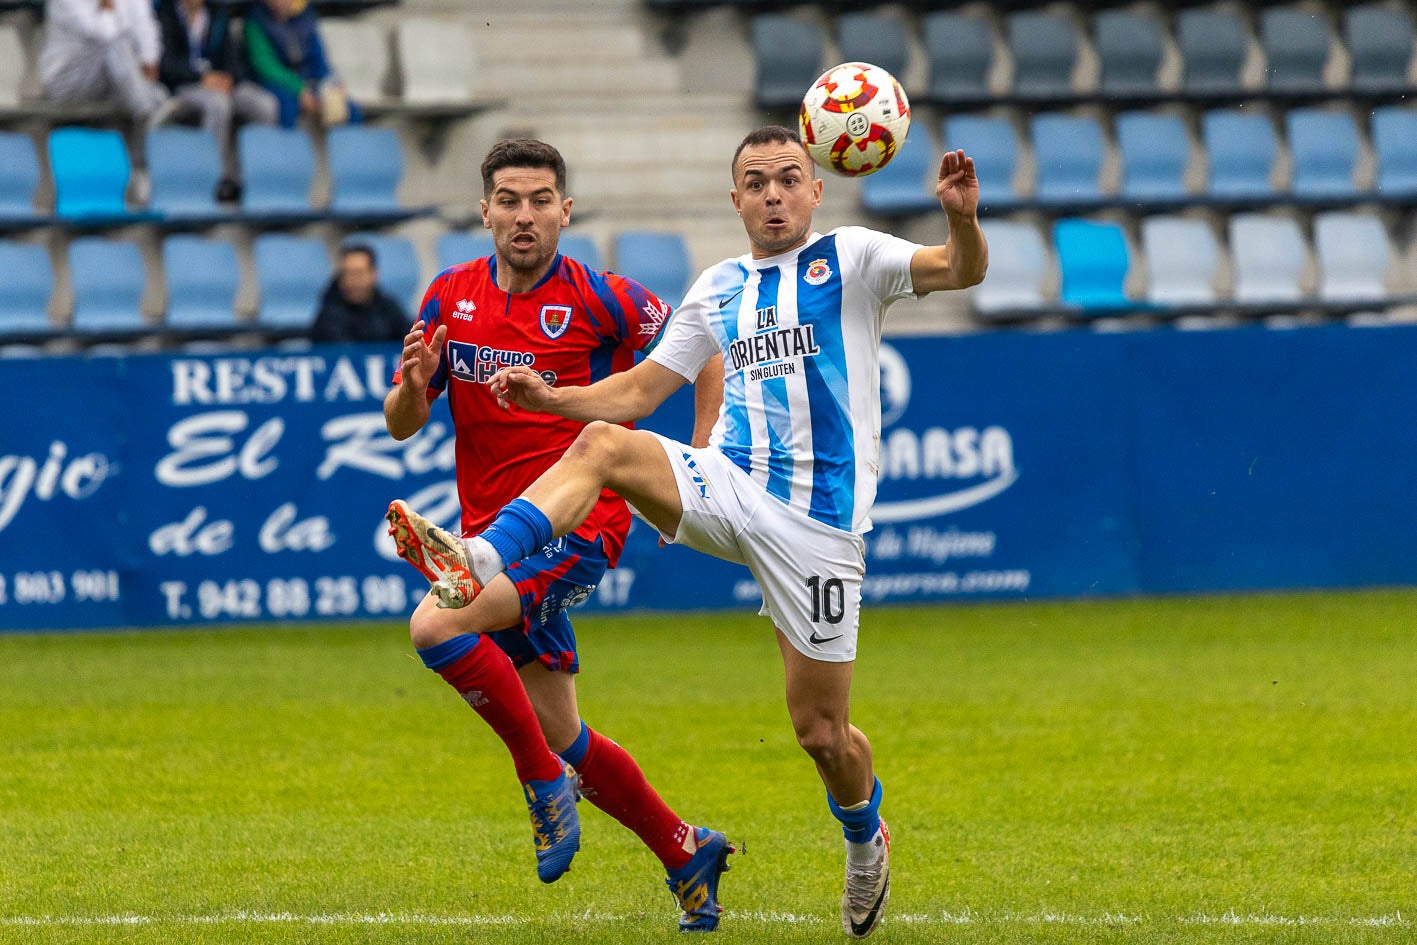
[798,62,911,178]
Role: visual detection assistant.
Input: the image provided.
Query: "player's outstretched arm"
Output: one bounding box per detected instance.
[909,149,989,294]
[490,358,687,424]
[384,321,446,440]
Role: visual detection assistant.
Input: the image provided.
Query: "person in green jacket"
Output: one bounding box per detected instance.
[243,0,361,128]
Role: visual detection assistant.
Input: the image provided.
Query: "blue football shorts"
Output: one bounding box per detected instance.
[485,532,608,674]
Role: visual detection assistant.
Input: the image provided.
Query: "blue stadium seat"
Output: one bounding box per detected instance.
[162,235,240,330]
[49,127,131,219]
[923,12,992,105]
[972,220,1049,316]
[1116,112,1190,204]
[147,126,223,219]
[1202,110,1278,201]
[1228,214,1306,304]
[613,231,691,307]
[1345,5,1414,95]
[1030,114,1105,206]
[1141,216,1220,306]
[1372,107,1417,198]
[1313,212,1391,303]
[861,128,938,217]
[68,236,146,333]
[1007,10,1077,100]
[435,232,494,271]
[559,233,603,271]
[1053,218,1130,311]
[0,131,40,221]
[1095,9,1164,98]
[751,13,824,109]
[942,115,1020,210]
[835,11,909,82]
[253,234,329,329]
[1260,6,1331,95]
[238,125,316,215]
[0,242,52,335]
[344,233,421,312]
[1286,109,1360,200]
[1178,7,1249,96]
[327,125,404,215]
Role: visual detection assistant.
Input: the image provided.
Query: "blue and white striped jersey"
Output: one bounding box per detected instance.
[649,226,920,534]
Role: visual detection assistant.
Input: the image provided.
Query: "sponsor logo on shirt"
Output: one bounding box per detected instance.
[447,340,538,384]
[728,324,820,383]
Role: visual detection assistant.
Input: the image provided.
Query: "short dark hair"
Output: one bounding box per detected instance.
[341,243,376,268]
[731,125,813,182]
[480,137,567,197]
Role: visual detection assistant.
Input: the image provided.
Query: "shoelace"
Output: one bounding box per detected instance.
[845,857,886,904]
[529,792,569,847]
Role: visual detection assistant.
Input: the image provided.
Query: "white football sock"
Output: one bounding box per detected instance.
[846,826,886,868]
[461,536,506,587]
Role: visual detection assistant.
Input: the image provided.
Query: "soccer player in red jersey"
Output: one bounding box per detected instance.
[383,139,732,928]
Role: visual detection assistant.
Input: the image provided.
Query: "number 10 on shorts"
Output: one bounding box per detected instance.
[806,575,846,624]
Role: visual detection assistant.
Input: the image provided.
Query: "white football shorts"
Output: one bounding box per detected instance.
[632,433,866,662]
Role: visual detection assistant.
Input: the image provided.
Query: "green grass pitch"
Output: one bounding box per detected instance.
[2,590,1414,944]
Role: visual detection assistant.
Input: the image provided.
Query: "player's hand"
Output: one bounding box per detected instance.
[936,149,979,219]
[399,321,445,393]
[489,364,554,413]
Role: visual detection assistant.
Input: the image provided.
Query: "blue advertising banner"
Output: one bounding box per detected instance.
[2,325,1414,632]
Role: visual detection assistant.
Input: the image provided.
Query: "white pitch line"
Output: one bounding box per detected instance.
[0,910,1407,928]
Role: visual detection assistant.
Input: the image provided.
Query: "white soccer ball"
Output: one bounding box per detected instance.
[798,62,912,178]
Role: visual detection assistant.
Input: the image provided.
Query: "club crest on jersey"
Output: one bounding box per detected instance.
[540,304,573,339]
[804,259,832,286]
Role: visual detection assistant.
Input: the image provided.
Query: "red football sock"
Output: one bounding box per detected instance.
[437,635,563,785]
[576,727,695,871]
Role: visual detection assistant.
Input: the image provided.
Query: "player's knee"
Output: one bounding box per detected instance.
[565,420,623,470]
[793,718,849,767]
[408,596,465,651]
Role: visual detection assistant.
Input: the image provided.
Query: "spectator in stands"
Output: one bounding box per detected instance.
[155,0,280,204]
[310,244,408,343]
[244,0,361,129]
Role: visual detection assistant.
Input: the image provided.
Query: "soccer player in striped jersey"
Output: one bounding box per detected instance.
[388,126,986,937]
[383,138,732,928]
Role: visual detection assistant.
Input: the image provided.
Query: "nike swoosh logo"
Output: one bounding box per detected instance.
[808,631,843,646]
[849,875,890,937]
[718,287,745,310]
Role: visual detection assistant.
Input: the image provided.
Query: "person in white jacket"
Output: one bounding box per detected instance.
[40,0,169,120]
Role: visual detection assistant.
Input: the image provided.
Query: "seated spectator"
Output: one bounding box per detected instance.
[244,0,361,129]
[155,0,280,203]
[311,244,408,343]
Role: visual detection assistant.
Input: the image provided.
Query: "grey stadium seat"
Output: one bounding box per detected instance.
[1345,4,1415,94]
[1095,9,1164,98]
[923,12,992,105]
[1007,10,1077,100]
[1178,7,1249,96]
[1260,6,1331,95]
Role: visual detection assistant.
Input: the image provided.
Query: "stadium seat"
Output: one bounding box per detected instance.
[923,12,992,105]
[238,125,316,215]
[1178,7,1249,97]
[613,231,691,307]
[1260,6,1331,95]
[1345,4,1415,95]
[68,236,146,333]
[1372,106,1417,198]
[751,13,824,110]
[942,115,1020,210]
[162,235,240,330]
[320,18,390,104]
[834,10,909,83]
[1202,110,1278,201]
[0,242,53,335]
[0,26,25,109]
[1286,109,1360,200]
[1095,9,1164,99]
[435,232,493,271]
[0,131,40,221]
[1116,112,1191,204]
[1313,212,1391,302]
[327,125,404,215]
[1030,114,1105,206]
[396,17,479,105]
[48,127,131,219]
[861,128,938,217]
[972,220,1049,316]
[1140,216,1220,306]
[253,233,329,330]
[147,126,222,219]
[1007,10,1077,100]
[1053,218,1130,311]
[559,233,603,271]
[1228,214,1306,303]
[344,233,421,312]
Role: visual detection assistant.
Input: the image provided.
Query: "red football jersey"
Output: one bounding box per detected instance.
[394,253,671,565]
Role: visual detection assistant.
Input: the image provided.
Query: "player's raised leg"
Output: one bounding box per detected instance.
[777,633,890,939]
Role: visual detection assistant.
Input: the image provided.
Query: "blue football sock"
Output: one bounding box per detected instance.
[559,720,591,768]
[480,498,554,569]
[828,777,883,844]
[416,633,482,671]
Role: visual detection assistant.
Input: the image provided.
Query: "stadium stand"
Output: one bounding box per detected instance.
[613,230,692,307]
[1313,211,1392,303]
[971,219,1050,320]
[326,125,412,220]
[941,114,1021,211]
[343,232,421,312]
[560,233,604,272]
[0,241,52,337]
[1345,4,1415,95]
[162,235,242,331]
[750,12,824,110]
[435,232,493,272]
[1094,8,1165,100]
[1259,5,1332,96]
[1229,213,1308,305]
[237,125,318,219]
[1031,114,1105,207]
[147,126,225,221]
[1203,110,1280,202]
[1007,10,1078,101]
[0,131,41,225]
[68,236,147,334]
[0,25,25,111]
[1053,218,1131,312]
[861,127,939,218]
[1177,6,1250,97]
[1371,106,1417,199]
[1141,216,1221,307]
[253,233,329,330]
[1286,109,1361,201]
[834,10,910,83]
[48,127,133,221]
[922,12,992,106]
[1116,112,1191,205]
